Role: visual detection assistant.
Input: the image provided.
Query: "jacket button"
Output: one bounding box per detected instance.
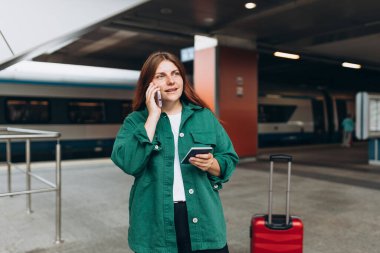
[213,184,219,189]
[179,133,184,137]
[154,145,159,150]
[192,218,198,223]
[189,189,194,194]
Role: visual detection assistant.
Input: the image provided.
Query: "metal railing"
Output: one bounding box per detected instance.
[0,127,63,244]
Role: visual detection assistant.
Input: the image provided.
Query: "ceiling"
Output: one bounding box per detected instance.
[34,0,380,92]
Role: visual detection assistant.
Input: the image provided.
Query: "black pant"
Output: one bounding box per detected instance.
[174,202,229,253]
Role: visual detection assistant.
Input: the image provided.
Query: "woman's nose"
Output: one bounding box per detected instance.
[167,75,175,84]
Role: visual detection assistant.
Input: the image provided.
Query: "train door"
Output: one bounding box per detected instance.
[321,90,335,142]
[336,99,348,131]
[311,99,326,142]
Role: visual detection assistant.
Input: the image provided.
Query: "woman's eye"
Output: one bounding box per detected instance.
[156,75,165,80]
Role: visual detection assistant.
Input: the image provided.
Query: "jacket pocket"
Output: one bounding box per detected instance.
[191,131,216,147]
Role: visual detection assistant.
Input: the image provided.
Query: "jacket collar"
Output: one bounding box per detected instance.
[182,99,203,111]
[180,100,203,128]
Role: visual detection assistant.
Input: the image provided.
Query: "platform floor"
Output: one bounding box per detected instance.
[1,142,380,253]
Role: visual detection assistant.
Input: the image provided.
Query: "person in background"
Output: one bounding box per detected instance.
[111,51,238,253]
[341,113,354,147]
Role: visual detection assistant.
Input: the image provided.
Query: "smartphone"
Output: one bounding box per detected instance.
[155,90,162,108]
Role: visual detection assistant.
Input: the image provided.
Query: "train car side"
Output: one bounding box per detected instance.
[1,81,356,160]
[258,96,315,146]
[257,90,355,147]
[0,82,134,161]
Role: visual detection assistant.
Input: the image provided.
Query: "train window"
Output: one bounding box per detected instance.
[68,101,106,123]
[122,101,133,118]
[258,104,296,123]
[6,99,50,123]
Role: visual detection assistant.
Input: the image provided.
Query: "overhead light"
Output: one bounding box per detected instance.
[203,17,214,24]
[342,62,361,69]
[245,2,256,9]
[274,51,300,60]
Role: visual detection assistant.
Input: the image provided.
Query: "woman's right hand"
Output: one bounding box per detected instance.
[145,82,162,118]
[144,82,161,142]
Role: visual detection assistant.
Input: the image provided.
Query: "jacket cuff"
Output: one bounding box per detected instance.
[207,155,231,190]
[207,174,224,191]
[214,155,231,183]
[133,123,162,151]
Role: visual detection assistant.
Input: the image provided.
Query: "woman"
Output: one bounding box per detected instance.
[111,51,238,253]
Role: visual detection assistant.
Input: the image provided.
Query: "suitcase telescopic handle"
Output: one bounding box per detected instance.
[270,154,292,162]
[268,154,293,226]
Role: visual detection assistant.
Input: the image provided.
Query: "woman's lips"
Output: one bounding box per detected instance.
[165,88,177,92]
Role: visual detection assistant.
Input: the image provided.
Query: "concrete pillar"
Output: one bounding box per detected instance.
[194,36,258,158]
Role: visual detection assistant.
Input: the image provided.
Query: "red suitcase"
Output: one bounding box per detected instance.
[250,154,303,253]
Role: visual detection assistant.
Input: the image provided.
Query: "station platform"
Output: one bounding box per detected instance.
[1,142,379,253]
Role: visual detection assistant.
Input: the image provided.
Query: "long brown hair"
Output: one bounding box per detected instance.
[132,51,210,111]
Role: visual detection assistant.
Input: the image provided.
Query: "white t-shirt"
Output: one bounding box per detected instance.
[167,112,186,202]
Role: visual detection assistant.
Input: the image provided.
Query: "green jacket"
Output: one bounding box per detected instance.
[111,101,238,253]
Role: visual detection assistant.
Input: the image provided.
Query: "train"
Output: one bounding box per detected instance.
[257,87,355,146]
[0,79,134,161]
[0,76,355,161]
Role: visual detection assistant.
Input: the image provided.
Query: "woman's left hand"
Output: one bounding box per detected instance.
[189,153,214,172]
